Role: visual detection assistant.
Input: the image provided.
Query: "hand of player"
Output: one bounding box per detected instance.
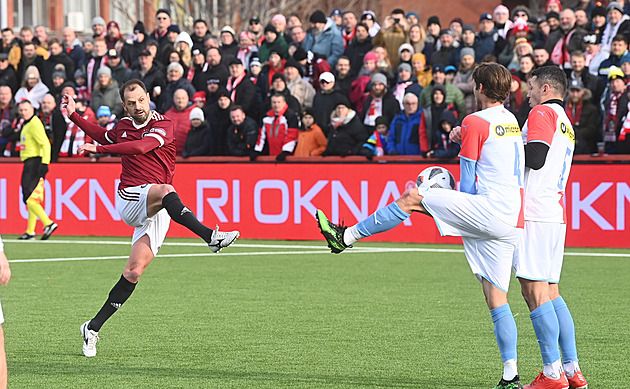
[0,252,11,286]
[61,94,76,116]
[77,143,97,155]
[450,126,462,143]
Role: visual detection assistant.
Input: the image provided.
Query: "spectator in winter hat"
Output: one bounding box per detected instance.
[303,9,345,66]
[494,5,513,39]
[360,10,381,37]
[271,14,288,36]
[258,24,288,63]
[406,12,419,27]
[91,16,106,38]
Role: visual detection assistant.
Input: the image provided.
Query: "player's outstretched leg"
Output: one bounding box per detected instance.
[316,202,411,254]
[161,191,239,253]
[552,296,587,389]
[316,209,351,253]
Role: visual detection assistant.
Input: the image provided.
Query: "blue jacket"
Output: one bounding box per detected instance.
[303,18,345,66]
[386,109,424,155]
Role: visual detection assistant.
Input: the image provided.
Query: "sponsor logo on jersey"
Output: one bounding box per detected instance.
[559,121,575,143]
[149,127,167,137]
[493,123,521,138]
[121,131,127,138]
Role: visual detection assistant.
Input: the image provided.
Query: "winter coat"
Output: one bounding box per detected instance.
[361,92,401,127]
[15,81,49,109]
[159,78,196,113]
[303,18,345,66]
[452,68,476,116]
[294,123,327,156]
[229,76,259,122]
[130,63,166,98]
[258,36,289,63]
[165,104,195,155]
[108,59,133,88]
[90,79,123,119]
[205,103,233,156]
[372,24,407,68]
[419,82,465,118]
[386,109,425,155]
[182,121,211,158]
[323,109,369,156]
[287,77,316,110]
[255,104,299,156]
[344,37,373,75]
[42,52,75,88]
[121,39,147,70]
[227,116,259,156]
[568,90,600,155]
[312,90,347,132]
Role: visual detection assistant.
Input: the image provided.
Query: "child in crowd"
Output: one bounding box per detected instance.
[360,116,390,158]
[294,108,327,157]
[182,107,211,158]
[425,110,460,159]
[192,91,206,109]
[74,69,90,103]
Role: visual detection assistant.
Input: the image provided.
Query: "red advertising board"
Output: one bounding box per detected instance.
[1,162,629,248]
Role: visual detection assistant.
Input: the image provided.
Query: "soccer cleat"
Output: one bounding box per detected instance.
[41,222,58,240]
[80,321,99,357]
[567,371,588,389]
[524,371,569,389]
[18,233,35,240]
[493,375,524,389]
[315,209,351,254]
[208,226,239,253]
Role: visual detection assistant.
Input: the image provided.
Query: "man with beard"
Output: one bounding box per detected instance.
[333,56,355,97]
[546,9,587,72]
[204,47,229,88]
[226,105,259,157]
[361,72,400,133]
[191,19,211,51]
[63,81,239,357]
[130,49,165,100]
[341,11,358,49]
[16,41,45,82]
[227,58,259,121]
[303,10,345,66]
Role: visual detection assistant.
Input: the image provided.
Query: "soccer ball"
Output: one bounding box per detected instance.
[416,166,456,190]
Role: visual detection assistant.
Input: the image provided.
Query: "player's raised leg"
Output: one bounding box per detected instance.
[549,285,587,389]
[316,187,428,253]
[148,184,239,253]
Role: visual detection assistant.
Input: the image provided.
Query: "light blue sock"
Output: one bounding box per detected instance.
[530,300,561,365]
[553,296,578,363]
[490,304,518,362]
[355,202,410,239]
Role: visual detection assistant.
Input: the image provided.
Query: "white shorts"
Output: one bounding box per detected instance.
[514,221,566,283]
[116,184,171,255]
[421,188,522,292]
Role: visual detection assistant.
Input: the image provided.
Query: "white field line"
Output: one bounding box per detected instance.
[4,239,630,263]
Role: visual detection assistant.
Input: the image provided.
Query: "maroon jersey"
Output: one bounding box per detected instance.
[69,111,176,189]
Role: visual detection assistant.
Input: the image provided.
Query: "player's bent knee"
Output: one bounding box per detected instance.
[397,189,425,213]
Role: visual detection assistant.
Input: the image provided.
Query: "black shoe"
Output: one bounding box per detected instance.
[18,233,35,240]
[315,209,351,253]
[41,222,58,240]
[493,375,523,389]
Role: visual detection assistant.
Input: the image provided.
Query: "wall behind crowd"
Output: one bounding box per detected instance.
[1,0,629,163]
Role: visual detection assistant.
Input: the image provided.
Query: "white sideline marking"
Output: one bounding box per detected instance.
[5,238,630,263]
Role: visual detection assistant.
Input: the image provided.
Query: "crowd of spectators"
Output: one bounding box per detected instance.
[2,0,630,162]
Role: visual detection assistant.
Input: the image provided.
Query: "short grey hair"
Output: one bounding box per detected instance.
[167,62,184,75]
[403,93,418,104]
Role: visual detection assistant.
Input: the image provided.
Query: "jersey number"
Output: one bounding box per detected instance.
[513,142,522,186]
[557,146,572,190]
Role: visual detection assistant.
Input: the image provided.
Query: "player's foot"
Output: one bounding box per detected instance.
[524,371,569,389]
[80,321,99,357]
[41,222,58,240]
[567,371,587,389]
[315,209,351,253]
[208,226,239,253]
[493,375,523,389]
[18,233,35,240]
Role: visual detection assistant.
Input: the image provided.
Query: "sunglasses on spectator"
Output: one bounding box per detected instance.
[250,21,260,25]
[157,16,168,20]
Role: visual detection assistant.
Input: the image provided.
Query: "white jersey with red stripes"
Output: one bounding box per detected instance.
[459,105,525,228]
[521,102,575,223]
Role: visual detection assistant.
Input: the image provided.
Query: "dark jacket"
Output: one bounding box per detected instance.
[43,52,75,88]
[227,116,259,156]
[361,92,401,126]
[204,63,230,88]
[130,63,166,98]
[344,37,373,76]
[121,40,148,70]
[159,78,196,113]
[570,91,600,155]
[109,59,133,88]
[229,76,259,122]
[205,103,233,155]
[0,65,19,94]
[38,108,67,162]
[323,110,369,156]
[614,92,630,154]
[182,121,212,158]
[312,90,346,132]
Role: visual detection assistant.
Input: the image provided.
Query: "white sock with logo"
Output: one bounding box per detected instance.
[543,359,563,379]
[563,361,580,378]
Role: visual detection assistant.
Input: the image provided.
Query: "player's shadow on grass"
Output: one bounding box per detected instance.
[11,361,477,388]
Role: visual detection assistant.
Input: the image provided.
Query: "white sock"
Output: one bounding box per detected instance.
[503,359,518,381]
[563,361,580,377]
[343,226,361,246]
[543,359,563,379]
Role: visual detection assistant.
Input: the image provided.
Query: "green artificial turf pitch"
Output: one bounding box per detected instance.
[0,236,628,388]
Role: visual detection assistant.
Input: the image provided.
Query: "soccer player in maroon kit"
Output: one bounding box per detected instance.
[61,79,239,357]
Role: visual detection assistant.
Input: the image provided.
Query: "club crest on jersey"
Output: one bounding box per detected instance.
[493,123,520,137]
[559,121,575,143]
